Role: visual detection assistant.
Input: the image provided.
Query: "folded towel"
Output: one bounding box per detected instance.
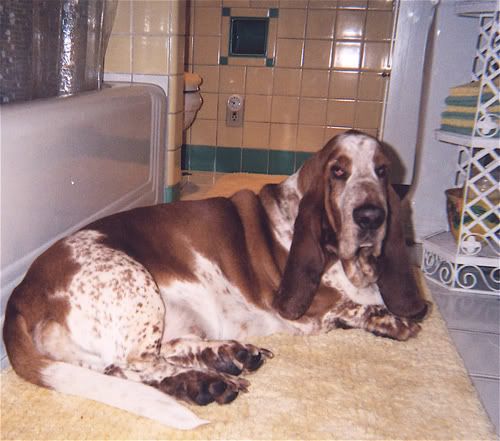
[449,79,500,96]
[445,104,500,114]
[445,95,495,106]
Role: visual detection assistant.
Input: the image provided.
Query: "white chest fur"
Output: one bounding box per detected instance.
[321,261,384,306]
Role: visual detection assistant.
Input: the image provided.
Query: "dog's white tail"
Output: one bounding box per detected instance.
[42,361,209,430]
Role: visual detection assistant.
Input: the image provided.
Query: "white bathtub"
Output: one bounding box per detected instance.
[0,83,166,362]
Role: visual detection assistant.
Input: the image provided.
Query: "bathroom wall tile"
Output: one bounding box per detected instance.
[338,0,368,9]
[105,35,132,73]
[167,112,184,150]
[215,146,242,172]
[167,73,183,114]
[365,10,393,41]
[133,1,170,35]
[269,150,295,175]
[355,100,383,129]
[329,70,359,99]
[219,66,246,93]
[246,67,274,95]
[193,36,220,65]
[309,0,337,8]
[223,0,251,6]
[133,73,169,97]
[166,148,182,186]
[196,0,222,7]
[275,39,304,68]
[194,65,220,93]
[301,69,330,98]
[227,6,272,16]
[306,9,335,40]
[133,36,168,74]
[190,119,217,146]
[242,148,269,173]
[303,40,333,69]
[250,0,279,7]
[271,96,300,124]
[324,126,348,142]
[333,41,362,69]
[270,123,297,150]
[197,92,218,120]
[362,42,390,71]
[296,125,326,151]
[112,1,131,33]
[368,0,393,10]
[358,71,385,100]
[279,0,308,8]
[245,95,272,122]
[217,122,243,147]
[168,0,187,36]
[103,72,133,82]
[277,9,307,39]
[273,68,301,96]
[327,99,356,127]
[266,16,278,60]
[298,98,327,125]
[168,36,184,74]
[189,145,216,171]
[194,7,221,36]
[185,35,194,66]
[243,122,270,148]
[335,10,366,40]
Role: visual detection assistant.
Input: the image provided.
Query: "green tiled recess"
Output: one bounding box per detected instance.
[269,150,294,175]
[295,151,313,171]
[189,145,216,171]
[268,8,279,18]
[164,183,181,203]
[242,148,268,174]
[216,147,242,172]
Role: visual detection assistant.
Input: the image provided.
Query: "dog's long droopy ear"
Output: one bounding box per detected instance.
[377,186,428,320]
[273,186,329,320]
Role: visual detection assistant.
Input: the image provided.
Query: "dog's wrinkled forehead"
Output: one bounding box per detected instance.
[332,132,384,177]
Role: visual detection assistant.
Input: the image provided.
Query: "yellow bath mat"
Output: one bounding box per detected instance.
[1,173,496,440]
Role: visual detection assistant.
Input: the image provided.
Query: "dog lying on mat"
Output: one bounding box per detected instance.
[3,130,428,429]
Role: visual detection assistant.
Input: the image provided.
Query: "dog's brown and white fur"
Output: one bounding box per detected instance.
[3,131,428,429]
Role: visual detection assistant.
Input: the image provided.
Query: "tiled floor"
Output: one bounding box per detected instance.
[181,171,500,435]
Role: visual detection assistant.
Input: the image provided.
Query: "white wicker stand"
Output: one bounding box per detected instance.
[422,1,499,295]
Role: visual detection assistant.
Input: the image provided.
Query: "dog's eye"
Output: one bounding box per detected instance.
[331,165,347,179]
[375,165,387,178]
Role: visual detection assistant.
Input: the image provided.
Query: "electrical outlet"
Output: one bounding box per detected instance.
[226,95,244,127]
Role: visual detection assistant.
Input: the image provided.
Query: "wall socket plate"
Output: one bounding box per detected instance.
[226,94,244,127]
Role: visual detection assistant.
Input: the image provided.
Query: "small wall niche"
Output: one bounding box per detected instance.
[229,17,269,58]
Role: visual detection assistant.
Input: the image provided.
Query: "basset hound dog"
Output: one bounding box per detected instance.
[3,130,428,429]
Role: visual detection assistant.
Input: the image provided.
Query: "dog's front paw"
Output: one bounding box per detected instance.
[200,342,273,376]
[158,370,250,405]
[368,312,421,341]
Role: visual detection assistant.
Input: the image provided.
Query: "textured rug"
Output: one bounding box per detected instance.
[1,173,496,440]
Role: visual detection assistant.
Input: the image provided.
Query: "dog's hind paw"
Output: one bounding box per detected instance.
[158,370,250,405]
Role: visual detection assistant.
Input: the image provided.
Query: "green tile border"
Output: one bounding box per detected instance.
[242,148,269,174]
[182,144,312,175]
[269,150,294,175]
[164,182,181,203]
[216,146,242,172]
[189,145,216,172]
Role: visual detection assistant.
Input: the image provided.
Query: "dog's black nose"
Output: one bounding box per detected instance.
[353,204,386,230]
